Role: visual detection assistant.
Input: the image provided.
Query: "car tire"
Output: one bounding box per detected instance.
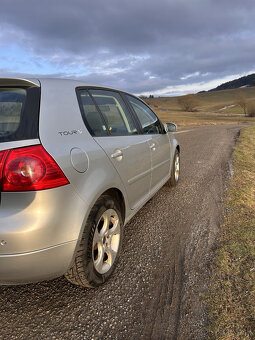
[65,195,123,288]
[167,149,180,187]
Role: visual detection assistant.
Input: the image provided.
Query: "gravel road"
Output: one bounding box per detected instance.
[0,125,242,340]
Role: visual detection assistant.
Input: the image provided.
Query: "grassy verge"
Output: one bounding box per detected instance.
[206,126,255,339]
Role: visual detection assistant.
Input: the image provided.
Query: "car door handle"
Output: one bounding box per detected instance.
[150,143,156,151]
[111,150,123,160]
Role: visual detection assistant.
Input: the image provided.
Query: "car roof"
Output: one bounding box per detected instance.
[39,78,107,88]
[0,77,124,93]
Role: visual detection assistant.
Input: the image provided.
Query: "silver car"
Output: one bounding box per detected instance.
[0,78,180,287]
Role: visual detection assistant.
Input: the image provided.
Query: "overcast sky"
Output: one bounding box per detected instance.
[0,0,255,96]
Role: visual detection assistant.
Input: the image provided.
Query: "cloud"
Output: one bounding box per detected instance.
[0,0,255,95]
[181,72,200,80]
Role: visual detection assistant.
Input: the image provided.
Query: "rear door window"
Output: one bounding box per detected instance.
[77,89,138,136]
[90,89,138,136]
[77,90,108,137]
[0,87,40,143]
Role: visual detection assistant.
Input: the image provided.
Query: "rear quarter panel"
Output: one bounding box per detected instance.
[38,80,131,233]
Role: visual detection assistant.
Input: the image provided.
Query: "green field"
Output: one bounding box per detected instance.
[143,87,255,126]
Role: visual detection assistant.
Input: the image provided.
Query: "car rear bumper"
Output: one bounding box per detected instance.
[0,240,77,285]
[0,185,87,255]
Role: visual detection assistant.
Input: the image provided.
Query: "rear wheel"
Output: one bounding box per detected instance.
[65,195,123,287]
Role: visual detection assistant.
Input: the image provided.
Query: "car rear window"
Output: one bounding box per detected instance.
[0,86,40,143]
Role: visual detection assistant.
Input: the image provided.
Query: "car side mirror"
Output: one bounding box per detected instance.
[164,122,178,133]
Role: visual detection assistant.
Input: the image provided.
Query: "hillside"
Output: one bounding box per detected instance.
[145,86,255,113]
[209,73,255,92]
[143,86,255,126]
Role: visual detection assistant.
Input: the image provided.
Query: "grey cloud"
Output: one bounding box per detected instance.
[1,0,255,94]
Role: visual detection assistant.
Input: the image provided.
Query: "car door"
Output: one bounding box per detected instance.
[76,88,152,210]
[125,95,171,193]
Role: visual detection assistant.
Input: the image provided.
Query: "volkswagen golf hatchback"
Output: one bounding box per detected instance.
[0,78,180,287]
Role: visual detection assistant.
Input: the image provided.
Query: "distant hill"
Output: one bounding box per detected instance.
[144,86,255,119]
[209,73,255,92]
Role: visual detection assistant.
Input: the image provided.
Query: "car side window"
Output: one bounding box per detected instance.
[126,95,163,134]
[89,90,137,136]
[77,90,108,136]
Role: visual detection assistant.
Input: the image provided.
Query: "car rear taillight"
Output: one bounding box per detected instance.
[0,145,69,191]
[0,150,8,185]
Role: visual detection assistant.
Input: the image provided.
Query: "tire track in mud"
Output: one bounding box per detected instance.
[137,203,188,340]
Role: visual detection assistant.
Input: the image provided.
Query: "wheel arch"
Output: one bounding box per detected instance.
[101,188,126,222]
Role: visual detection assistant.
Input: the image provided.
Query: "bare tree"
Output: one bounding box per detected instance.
[236,92,249,116]
[247,102,255,117]
[178,94,199,112]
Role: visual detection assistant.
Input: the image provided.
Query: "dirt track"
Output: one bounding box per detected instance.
[0,125,242,340]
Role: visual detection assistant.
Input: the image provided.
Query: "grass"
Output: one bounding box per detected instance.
[206,126,255,339]
[143,87,255,126]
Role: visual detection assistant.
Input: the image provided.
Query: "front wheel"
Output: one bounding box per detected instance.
[167,149,180,187]
[65,195,123,288]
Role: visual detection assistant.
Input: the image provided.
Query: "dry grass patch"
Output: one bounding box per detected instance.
[153,110,254,127]
[206,126,255,339]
